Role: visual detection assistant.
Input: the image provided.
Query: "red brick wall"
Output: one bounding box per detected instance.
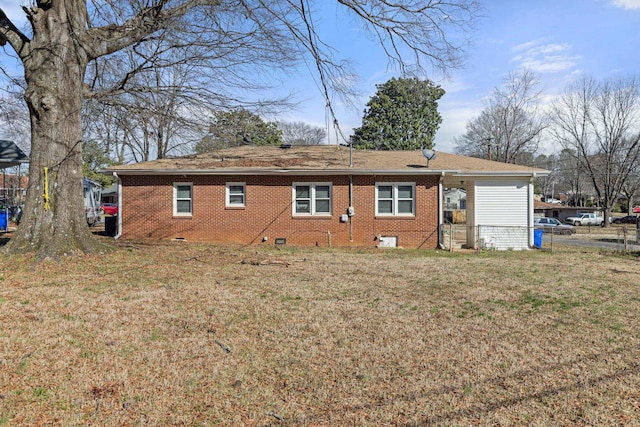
[119,174,440,249]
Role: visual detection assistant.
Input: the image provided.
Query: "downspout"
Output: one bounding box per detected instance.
[349,174,354,242]
[113,172,122,239]
[528,173,536,249]
[348,141,354,241]
[438,172,446,249]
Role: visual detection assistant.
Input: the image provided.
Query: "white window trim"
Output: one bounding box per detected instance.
[226,182,246,207]
[293,182,332,216]
[375,182,416,216]
[173,182,193,216]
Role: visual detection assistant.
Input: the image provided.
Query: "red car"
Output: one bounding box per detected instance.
[101,203,118,216]
[633,206,640,213]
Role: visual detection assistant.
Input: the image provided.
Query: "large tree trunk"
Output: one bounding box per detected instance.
[4,4,105,260]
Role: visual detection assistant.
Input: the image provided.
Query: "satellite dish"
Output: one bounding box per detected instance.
[422,148,436,166]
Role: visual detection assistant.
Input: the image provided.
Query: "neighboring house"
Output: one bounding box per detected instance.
[444,188,466,210]
[105,145,548,250]
[443,187,466,224]
[534,201,604,223]
[0,173,28,204]
[101,183,118,205]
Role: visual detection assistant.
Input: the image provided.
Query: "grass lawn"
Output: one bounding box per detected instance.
[1,240,640,426]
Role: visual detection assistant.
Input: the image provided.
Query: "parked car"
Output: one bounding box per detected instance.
[633,206,640,214]
[534,217,576,235]
[564,212,605,226]
[101,203,118,216]
[612,215,638,224]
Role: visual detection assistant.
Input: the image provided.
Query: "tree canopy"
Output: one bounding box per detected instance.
[351,77,445,150]
[278,121,327,146]
[550,75,640,225]
[195,110,282,152]
[455,69,547,164]
[82,140,117,188]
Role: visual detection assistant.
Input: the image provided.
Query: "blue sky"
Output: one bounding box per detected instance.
[1,1,639,154]
[283,0,640,153]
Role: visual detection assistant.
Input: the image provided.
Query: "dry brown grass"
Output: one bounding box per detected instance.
[2,239,640,426]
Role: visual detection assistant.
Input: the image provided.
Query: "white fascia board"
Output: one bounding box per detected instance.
[107,169,547,177]
[454,171,549,178]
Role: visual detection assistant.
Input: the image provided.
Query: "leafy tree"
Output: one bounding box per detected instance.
[278,121,326,145]
[82,140,117,188]
[351,77,445,150]
[196,110,282,152]
[0,1,477,259]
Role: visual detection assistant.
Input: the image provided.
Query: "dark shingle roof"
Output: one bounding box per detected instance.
[0,140,28,168]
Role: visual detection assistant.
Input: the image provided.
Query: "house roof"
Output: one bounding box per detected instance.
[106,145,549,178]
[534,201,601,211]
[534,201,564,210]
[0,139,28,168]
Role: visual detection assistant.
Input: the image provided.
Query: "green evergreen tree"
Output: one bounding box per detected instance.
[82,140,116,187]
[351,77,445,150]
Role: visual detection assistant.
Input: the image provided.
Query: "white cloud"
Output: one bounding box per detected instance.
[510,41,580,74]
[611,0,640,9]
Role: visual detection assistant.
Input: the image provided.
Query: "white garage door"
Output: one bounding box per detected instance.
[475,179,530,250]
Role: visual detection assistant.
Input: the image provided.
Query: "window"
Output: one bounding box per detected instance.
[376,183,415,216]
[226,182,246,207]
[173,182,193,216]
[293,183,331,215]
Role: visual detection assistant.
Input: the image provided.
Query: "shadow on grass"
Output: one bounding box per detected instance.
[0,225,113,248]
[410,354,640,426]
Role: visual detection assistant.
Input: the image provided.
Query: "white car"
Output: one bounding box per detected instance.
[564,213,605,226]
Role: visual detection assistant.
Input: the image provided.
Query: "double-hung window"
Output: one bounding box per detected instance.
[226,182,246,207]
[173,182,193,216]
[293,183,331,216]
[376,183,415,216]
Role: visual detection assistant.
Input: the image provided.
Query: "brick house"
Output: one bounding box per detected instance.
[106,145,548,250]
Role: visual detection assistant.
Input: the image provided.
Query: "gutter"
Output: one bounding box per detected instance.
[105,168,461,176]
[107,168,548,178]
[529,173,538,249]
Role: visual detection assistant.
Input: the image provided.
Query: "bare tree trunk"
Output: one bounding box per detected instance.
[0,0,478,259]
[5,5,105,259]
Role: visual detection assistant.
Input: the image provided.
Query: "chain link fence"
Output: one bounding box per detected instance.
[439,223,640,253]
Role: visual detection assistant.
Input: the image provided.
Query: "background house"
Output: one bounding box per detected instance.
[444,188,467,210]
[106,146,548,250]
[444,187,466,224]
[534,201,605,223]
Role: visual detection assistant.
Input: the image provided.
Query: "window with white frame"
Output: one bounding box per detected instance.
[376,183,415,216]
[293,183,332,215]
[173,182,193,216]
[226,182,246,207]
